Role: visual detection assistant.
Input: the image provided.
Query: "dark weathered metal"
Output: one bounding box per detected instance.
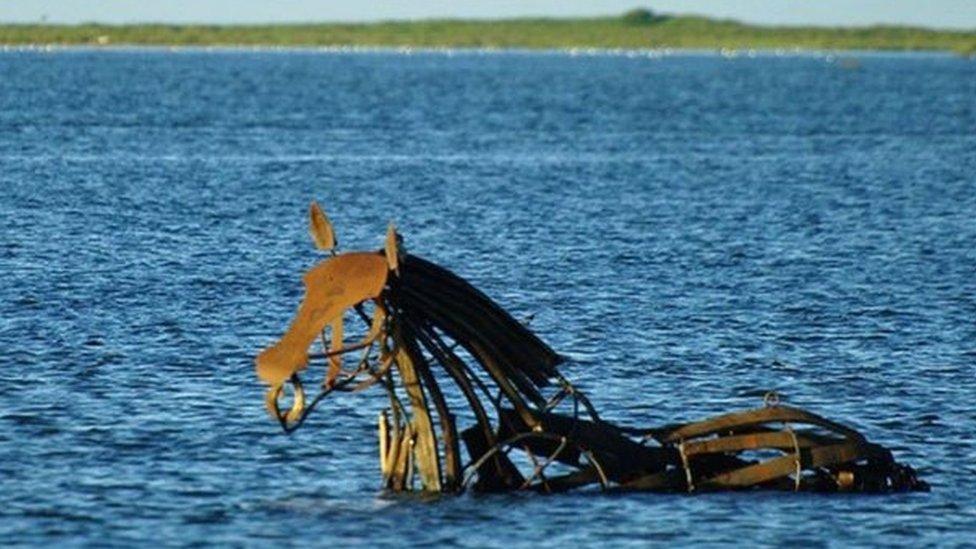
[254,204,929,495]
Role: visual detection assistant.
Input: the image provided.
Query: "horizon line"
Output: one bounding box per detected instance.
[1,14,973,34]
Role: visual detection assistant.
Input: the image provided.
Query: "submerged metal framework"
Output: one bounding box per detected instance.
[255,203,927,494]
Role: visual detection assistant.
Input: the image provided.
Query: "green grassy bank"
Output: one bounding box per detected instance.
[2,10,974,55]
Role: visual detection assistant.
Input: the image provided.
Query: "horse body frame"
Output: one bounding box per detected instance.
[256,206,927,495]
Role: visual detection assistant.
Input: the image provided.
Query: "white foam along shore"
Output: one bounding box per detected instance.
[0,43,964,59]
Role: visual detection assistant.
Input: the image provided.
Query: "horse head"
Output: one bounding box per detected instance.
[255,202,580,492]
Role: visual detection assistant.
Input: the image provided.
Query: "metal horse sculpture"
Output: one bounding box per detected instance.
[255,203,927,494]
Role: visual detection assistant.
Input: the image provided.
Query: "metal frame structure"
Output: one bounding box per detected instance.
[255,202,927,494]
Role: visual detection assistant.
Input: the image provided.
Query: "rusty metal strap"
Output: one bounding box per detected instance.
[683,430,825,456]
[662,406,866,444]
[697,442,863,490]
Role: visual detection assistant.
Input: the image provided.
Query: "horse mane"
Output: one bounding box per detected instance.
[393,254,562,404]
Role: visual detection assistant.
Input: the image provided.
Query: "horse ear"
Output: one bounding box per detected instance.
[385,221,399,274]
[309,201,337,252]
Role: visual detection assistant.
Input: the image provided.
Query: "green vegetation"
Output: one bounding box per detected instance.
[1,10,974,54]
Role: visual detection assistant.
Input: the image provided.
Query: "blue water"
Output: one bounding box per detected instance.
[1,48,974,547]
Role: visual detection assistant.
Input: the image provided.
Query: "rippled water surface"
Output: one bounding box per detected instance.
[1,49,975,547]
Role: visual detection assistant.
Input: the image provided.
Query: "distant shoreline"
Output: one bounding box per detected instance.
[1,13,974,55]
[0,44,965,59]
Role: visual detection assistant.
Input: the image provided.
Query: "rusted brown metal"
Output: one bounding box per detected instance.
[255,252,387,386]
[253,203,929,495]
[308,201,337,252]
[378,410,392,479]
[392,332,442,491]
